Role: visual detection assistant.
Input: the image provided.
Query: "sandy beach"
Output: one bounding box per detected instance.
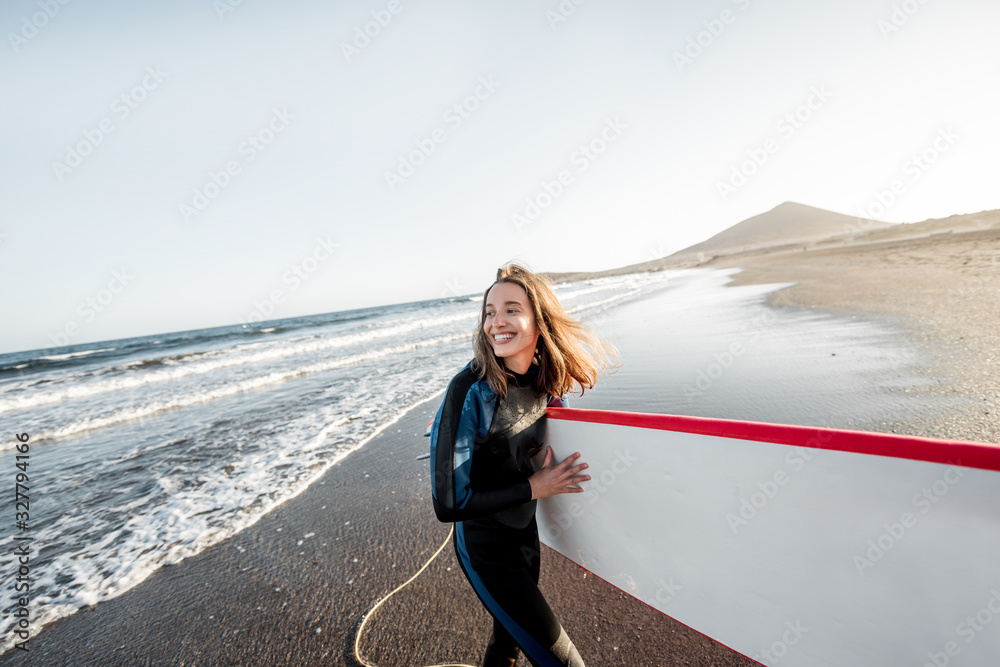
[6,228,999,666]
[709,226,1000,445]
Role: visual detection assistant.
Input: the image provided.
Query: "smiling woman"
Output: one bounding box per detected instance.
[429,262,618,667]
[483,281,538,374]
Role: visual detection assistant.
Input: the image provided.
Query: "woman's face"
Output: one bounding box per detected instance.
[483,281,540,374]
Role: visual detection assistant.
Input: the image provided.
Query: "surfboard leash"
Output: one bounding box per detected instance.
[352,524,477,667]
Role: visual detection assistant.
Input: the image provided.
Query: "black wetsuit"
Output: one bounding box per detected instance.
[430,360,585,667]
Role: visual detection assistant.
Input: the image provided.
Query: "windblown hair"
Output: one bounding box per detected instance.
[472,262,619,401]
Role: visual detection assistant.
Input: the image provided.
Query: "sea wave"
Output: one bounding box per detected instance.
[1,333,467,448]
[0,314,475,415]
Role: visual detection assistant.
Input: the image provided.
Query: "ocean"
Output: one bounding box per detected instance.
[0,268,954,653]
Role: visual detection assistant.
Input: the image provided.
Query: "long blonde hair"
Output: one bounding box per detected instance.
[472,262,619,401]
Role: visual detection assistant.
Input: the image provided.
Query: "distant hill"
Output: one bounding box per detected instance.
[542,202,1000,284]
[544,202,890,283]
[669,202,892,260]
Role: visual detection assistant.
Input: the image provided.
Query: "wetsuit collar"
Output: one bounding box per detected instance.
[507,362,540,388]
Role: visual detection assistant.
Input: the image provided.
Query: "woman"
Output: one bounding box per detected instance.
[430,262,617,667]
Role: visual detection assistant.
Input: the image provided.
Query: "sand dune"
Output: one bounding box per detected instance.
[670,201,890,258]
[544,203,1000,283]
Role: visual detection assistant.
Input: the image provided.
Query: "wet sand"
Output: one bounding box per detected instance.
[7,228,999,666]
[708,227,1000,444]
[4,403,756,666]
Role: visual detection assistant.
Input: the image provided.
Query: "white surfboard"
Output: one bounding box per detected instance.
[538,407,1000,667]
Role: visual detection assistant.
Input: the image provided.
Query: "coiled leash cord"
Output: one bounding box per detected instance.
[353,525,477,667]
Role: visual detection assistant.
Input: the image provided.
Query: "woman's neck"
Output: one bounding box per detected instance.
[503,356,533,375]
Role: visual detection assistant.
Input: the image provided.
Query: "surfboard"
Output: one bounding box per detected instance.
[537,407,1000,667]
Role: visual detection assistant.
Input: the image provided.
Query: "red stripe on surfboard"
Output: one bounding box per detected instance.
[547,407,1000,473]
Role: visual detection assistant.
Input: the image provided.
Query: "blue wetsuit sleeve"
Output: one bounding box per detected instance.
[430,370,533,523]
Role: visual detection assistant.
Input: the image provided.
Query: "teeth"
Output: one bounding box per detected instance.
[494,333,514,340]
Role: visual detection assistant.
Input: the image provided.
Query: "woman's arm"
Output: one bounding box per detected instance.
[430,369,533,523]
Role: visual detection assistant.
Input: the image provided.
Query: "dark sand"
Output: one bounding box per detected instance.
[8,228,998,666]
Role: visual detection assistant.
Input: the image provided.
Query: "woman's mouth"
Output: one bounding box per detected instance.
[493,332,515,344]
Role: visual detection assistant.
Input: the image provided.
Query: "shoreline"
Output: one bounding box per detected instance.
[707,227,1000,444]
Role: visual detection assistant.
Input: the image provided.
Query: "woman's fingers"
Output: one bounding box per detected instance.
[555,453,589,489]
[557,452,582,469]
[529,449,591,498]
[558,454,587,476]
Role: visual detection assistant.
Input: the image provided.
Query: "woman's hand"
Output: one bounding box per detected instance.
[528,447,590,500]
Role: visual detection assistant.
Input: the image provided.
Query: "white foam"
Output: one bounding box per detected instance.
[0,389,449,656]
[35,347,116,361]
[567,288,643,315]
[13,333,467,447]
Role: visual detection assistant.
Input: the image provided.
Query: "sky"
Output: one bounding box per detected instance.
[2,0,998,355]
